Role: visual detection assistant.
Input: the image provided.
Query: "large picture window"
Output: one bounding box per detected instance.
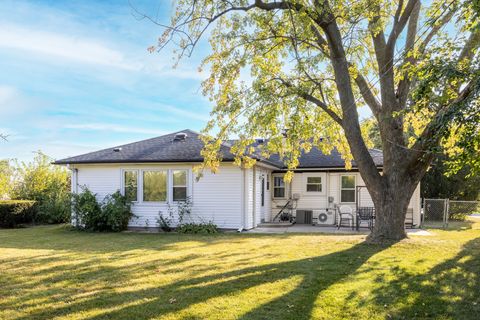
[341,175,356,203]
[143,170,167,202]
[123,170,138,202]
[172,170,187,201]
[273,176,285,198]
[306,176,322,192]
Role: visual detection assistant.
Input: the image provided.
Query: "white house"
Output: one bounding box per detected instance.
[55,129,421,230]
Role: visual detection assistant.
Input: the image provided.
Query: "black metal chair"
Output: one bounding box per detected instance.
[356,207,375,230]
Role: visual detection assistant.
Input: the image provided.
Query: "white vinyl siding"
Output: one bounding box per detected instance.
[73,163,244,229]
[193,164,243,229]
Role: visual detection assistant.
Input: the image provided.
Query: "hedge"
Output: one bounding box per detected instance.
[0,200,37,228]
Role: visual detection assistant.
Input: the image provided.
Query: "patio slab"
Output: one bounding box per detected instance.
[246,225,433,235]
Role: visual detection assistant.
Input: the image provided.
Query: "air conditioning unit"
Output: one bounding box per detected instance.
[313,209,335,225]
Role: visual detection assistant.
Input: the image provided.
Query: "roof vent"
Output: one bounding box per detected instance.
[173,132,188,142]
[256,138,265,144]
[113,147,122,152]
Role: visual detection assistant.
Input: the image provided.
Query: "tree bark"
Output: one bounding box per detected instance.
[368,184,409,241]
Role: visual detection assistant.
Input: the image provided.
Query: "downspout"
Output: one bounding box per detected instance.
[238,167,246,232]
[252,166,257,228]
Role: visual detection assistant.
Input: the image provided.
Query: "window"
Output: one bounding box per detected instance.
[143,170,167,202]
[306,176,322,192]
[172,170,187,201]
[266,174,270,190]
[273,176,285,198]
[341,175,356,203]
[123,170,138,202]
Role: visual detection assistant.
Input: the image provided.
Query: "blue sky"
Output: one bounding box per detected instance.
[0,0,377,162]
[0,0,212,161]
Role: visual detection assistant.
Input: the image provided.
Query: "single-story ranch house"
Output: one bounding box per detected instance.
[55,129,421,230]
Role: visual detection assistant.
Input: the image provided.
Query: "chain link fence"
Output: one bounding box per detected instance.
[422,199,480,229]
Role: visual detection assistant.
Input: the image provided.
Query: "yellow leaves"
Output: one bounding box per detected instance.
[404,108,435,147]
[348,64,359,80]
[284,171,294,183]
[441,125,466,158]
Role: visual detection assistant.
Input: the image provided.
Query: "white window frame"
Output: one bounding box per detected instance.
[141,169,169,204]
[121,168,191,205]
[273,174,286,199]
[340,174,356,203]
[302,173,326,195]
[121,169,139,203]
[172,169,189,202]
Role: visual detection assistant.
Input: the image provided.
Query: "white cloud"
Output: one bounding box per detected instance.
[0,24,141,70]
[0,85,38,117]
[63,123,167,135]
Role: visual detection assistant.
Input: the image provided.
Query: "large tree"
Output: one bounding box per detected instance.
[147,0,480,241]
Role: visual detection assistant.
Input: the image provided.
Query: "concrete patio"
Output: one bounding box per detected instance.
[246,224,432,235]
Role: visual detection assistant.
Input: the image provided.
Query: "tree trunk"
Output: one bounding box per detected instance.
[367,178,416,242]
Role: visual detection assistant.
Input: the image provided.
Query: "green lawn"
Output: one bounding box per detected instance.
[1,220,479,320]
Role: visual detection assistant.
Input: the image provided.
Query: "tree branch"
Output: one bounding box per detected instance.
[458,28,480,63]
[408,80,477,164]
[275,77,343,124]
[418,5,456,54]
[352,72,382,117]
[387,0,419,52]
[396,0,421,108]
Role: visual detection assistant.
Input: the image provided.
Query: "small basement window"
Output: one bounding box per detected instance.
[341,175,356,203]
[273,176,285,198]
[143,170,167,202]
[123,170,138,202]
[306,176,322,192]
[172,170,188,201]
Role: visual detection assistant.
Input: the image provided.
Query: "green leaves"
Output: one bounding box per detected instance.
[158,0,479,178]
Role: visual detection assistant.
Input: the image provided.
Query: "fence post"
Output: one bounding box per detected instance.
[445,199,450,229]
[442,199,448,229]
[421,198,426,228]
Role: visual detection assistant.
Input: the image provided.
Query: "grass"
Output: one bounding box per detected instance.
[0,219,479,320]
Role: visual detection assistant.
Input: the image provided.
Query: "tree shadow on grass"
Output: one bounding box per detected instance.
[0,225,295,253]
[7,240,392,320]
[365,237,480,319]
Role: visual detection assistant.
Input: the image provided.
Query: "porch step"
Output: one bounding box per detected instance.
[257,222,294,228]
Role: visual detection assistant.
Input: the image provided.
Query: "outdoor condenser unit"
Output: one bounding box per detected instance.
[314,209,335,225]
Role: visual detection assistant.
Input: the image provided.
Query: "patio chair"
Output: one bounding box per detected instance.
[337,205,354,230]
[356,207,375,231]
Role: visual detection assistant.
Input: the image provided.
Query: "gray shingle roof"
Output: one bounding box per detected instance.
[54,129,383,169]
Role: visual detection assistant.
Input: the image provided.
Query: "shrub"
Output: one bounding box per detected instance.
[0,200,37,228]
[101,191,133,232]
[176,221,218,234]
[158,197,219,234]
[72,188,133,232]
[156,211,173,232]
[12,152,71,224]
[449,212,468,221]
[71,187,102,230]
[36,192,71,224]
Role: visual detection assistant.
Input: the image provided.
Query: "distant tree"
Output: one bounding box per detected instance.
[0,160,14,199]
[151,0,480,241]
[13,152,71,223]
[422,156,480,201]
[362,118,383,150]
